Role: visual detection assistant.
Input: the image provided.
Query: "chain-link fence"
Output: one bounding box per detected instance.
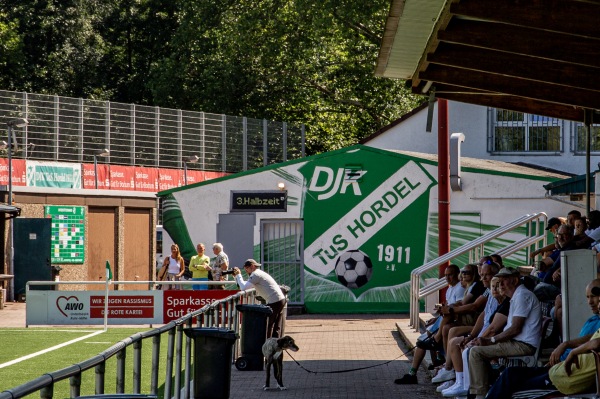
[0,90,305,172]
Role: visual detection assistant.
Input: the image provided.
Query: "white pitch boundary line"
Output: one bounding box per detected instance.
[0,330,105,369]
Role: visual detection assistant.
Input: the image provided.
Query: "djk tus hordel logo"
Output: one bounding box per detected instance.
[307,166,367,200]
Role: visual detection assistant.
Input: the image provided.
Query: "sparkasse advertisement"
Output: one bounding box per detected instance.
[26,290,236,325]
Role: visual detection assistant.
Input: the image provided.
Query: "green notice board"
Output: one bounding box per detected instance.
[44,205,85,263]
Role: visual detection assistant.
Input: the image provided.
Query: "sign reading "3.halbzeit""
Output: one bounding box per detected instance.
[231,190,287,212]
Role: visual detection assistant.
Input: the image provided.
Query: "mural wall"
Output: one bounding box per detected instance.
[158,145,573,313]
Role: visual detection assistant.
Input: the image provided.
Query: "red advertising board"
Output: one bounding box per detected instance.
[89,295,155,318]
[109,165,136,190]
[135,166,159,192]
[184,170,205,185]
[158,168,182,191]
[162,290,237,322]
[0,159,27,187]
[82,163,110,189]
[0,158,228,192]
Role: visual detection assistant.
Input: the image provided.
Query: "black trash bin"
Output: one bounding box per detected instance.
[184,327,238,399]
[235,304,272,371]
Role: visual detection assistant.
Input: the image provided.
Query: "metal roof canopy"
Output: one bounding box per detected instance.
[375,0,600,122]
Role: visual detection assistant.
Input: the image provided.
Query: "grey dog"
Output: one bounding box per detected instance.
[262,336,299,390]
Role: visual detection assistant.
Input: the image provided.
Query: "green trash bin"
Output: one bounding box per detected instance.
[234,304,272,371]
[183,327,238,399]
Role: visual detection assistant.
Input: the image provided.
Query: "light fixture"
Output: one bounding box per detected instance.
[25,142,35,157]
[277,182,286,191]
[6,117,28,302]
[94,149,110,189]
[183,155,199,185]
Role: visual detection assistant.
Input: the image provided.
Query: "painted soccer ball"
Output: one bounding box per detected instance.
[335,250,373,289]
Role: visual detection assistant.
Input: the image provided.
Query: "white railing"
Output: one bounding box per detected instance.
[409,212,548,330]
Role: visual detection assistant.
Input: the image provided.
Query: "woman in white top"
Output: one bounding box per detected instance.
[163,244,185,290]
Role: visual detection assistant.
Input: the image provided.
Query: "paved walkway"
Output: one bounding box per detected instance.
[0,302,440,399]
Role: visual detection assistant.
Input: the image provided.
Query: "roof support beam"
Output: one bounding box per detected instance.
[438,19,600,68]
[450,0,600,39]
[428,42,600,93]
[429,84,585,121]
[420,64,600,109]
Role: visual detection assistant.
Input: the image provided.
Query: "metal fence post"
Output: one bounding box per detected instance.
[54,95,59,161]
[174,325,184,399]
[200,112,205,170]
[131,104,136,165]
[243,117,248,171]
[164,329,176,398]
[221,114,226,172]
[70,373,82,398]
[150,335,160,395]
[263,119,268,166]
[95,362,106,394]
[40,385,53,399]
[133,340,142,393]
[301,124,305,157]
[155,106,160,167]
[105,101,111,163]
[78,98,84,162]
[116,349,126,393]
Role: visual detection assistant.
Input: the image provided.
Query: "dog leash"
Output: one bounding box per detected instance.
[285,346,416,374]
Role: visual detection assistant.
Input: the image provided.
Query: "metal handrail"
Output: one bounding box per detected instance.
[0,288,258,399]
[409,212,548,330]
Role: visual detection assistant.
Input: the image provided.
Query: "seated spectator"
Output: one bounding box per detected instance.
[490,254,503,268]
[468,267,542,399]
[485,278,600,398]
[394,264,464,384]
[533,224,576,302]
[567,209,582,227]
[530,217,563,266]
[433,271,507,397]
[434,263,488,356]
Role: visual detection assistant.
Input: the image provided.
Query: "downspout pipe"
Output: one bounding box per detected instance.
[450,133,465,191]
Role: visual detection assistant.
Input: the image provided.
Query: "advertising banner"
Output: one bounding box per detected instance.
[0,158,27,187]
[159,169,181,191]
[109,165,136,191]
[26,160,82,189]
[162,290,238,322]
[26,290,237,325]
[135,166,159,192]
[185,170,204,185]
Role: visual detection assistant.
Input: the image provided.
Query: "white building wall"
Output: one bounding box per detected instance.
[366,101,596,175]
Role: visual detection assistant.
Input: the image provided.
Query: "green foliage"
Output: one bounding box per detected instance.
[0,0,421,154]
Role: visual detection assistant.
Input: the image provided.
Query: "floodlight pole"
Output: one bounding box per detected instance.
[183,155,199,185]
[6,118,28,302]
[94,149,110,189]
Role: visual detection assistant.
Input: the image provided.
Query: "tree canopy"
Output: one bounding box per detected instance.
[0,0,421,154]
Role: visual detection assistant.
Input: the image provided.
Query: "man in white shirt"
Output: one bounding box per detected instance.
[233,259,286,338]
[467,267,542,399]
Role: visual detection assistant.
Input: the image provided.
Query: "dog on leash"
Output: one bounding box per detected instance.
[262,335,299,391]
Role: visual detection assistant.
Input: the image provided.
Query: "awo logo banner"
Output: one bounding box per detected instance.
[56,295,86,318]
